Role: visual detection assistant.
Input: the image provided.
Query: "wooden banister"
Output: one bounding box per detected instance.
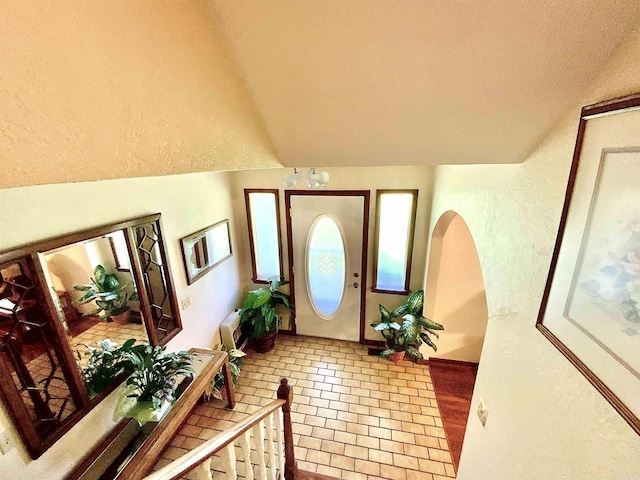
[143,378,296,480]
[277,378,297,480]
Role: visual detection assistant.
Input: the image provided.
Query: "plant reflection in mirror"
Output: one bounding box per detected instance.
[76,338,137,398]
[73,264,138,320]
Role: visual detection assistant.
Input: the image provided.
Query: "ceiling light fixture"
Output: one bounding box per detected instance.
[283,168,329,189]
[283,168,305,189]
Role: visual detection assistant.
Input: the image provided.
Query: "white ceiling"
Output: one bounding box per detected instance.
[209,1,640,167]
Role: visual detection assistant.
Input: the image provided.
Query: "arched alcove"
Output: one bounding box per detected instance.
[424,211,488,362]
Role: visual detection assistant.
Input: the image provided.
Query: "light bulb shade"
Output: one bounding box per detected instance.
[283,171,305,189]
[306,169,329,188]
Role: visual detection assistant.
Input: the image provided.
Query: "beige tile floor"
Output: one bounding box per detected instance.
[157,335,456,480]
[71,317,147,356]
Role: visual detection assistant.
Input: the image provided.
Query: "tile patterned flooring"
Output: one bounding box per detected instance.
[71,317,147,356]
[156,335,456,480]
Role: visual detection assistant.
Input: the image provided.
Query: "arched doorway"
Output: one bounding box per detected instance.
[424,211,488,362]
[424,211,488,472]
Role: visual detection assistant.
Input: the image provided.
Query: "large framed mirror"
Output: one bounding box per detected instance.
[0,214,182,458]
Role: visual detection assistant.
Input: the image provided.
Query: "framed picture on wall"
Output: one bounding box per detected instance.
[537,93,640,435]
[180,219,232,285]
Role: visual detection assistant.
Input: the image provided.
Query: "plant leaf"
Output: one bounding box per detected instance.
[406,290,424,315]
[391,304,408,317]
[103,274,120,292]
[76,290,97,303]
[405,345,423,360]
[379,304,392,322]
[272,291,292,308]
[402,314,420,341]
[379,349,395,358]
[94,265,106,286]
[381,329,394,340]
[268,275,282,291]
[251,289,271,309]
[418,317,444,331]
[373,321,400,331]
[421,334,438,352]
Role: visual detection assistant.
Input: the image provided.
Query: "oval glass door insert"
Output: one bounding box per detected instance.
[306,215,346,319]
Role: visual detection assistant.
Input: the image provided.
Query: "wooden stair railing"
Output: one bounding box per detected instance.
[143,378,298,480]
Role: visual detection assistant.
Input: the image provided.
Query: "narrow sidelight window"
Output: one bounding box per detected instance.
[373,190,418,294]
[245,189,284,283]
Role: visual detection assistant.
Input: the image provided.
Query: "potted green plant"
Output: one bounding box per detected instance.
[203,344,246,401]
[239,276,293,353]
[74,264,138,324]
[371,290,444,363]
[76,338,137,398]
[114,343,193,425]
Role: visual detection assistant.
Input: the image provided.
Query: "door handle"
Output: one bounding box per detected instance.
[353,282,359,289]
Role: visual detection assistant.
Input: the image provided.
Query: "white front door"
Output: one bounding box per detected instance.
[287,193,368,342]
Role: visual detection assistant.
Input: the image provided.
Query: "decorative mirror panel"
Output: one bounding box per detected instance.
[0,213,182,458]
[39,232,149,380]
[0,257,85,454]
[180,219,233,285]
[132,220,181,345]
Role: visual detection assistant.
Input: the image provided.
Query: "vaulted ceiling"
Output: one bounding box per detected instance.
[209,1,640,167]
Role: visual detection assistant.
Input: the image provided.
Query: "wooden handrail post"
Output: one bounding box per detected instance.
[277,378,297,480]
[220,352,236,409]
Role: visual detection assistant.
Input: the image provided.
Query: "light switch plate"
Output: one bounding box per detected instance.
[0,430,15,454]
[477,398,488,426]
[181,297,191,310]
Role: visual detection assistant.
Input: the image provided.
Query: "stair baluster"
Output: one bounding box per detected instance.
[142,378,295,480]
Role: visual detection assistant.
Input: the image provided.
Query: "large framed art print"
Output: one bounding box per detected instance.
[537,93,640,435]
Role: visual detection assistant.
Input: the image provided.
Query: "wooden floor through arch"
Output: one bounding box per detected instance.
[427,359,478,473]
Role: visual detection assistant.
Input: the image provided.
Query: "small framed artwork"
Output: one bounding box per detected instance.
[537,93,640,434]
[180,219,232,285]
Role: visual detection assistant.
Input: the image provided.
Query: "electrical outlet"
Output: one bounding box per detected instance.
[0,430,15,454]
[181,297,191,310]
[477,398,488,427]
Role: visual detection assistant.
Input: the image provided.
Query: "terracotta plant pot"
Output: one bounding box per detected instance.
[110,310,131,325]
[255,330,278,353]
[388,351,405,364]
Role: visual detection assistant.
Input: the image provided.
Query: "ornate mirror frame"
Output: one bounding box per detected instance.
[0,213,182,458]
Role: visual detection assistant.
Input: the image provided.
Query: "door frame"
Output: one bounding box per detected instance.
[285,190,370,343]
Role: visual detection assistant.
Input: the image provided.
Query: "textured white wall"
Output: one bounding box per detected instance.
[231,166,435,340]
[0,172,243,478]
[0,0,280,189]
[430,29,640,480]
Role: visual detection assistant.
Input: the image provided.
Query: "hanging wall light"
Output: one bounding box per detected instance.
[306,168,329,188]
[283,168,305,189]
[282,168,329,189]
